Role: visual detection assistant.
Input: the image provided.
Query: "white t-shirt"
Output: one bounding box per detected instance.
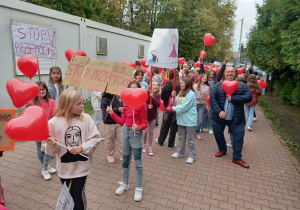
[54,84,59,104]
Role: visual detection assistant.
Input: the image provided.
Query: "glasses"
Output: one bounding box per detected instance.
[40,89,46,92]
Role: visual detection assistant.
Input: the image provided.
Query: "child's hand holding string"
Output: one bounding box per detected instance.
[107,105,113,114]
[46,136,57,146]
[132,124,140,132]
[68,146,83,155]
[171,91,176,97]
[148,105,153,109]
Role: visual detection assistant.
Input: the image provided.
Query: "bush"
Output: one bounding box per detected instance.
[274,78,296,103]
[292,82,300,106]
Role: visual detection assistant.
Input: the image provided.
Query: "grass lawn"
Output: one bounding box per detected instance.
[83,100,94,116]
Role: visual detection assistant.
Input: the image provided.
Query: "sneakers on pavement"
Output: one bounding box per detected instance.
[215,151,226,157]
[247,126,254,131]
[199,129,203,133]
[134,188,143,201]
[186,157,194,164]
[115,181,130,195]
[196,134,202,140]
[253,117,257,122]
[155,139,162,146]
[208,129,214,135]
[232,159,250,168]
[172,152,184,158]
[41,170,51,181]
[107,155,115,163]
[120,156,123,161]
[168,144,177,150]
[226,142,232,148]
[46,165,56,174]
[148,147,154,156]
[142,144,147,153]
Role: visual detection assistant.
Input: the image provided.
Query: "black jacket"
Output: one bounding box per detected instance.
[161,81,180,109]
[101,94,123,124]
[210,81,252,125]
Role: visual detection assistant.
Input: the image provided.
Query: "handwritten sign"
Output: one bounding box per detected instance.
[11,25,57,59]
[63,56,134,95]
[0,109,16,151]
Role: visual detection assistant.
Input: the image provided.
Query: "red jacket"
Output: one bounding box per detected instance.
[110,104,148,130]
[245,90,262,106]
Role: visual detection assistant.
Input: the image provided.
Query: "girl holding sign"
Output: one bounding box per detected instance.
[42,89,102,210]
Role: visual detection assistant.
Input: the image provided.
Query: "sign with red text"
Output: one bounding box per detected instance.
[63,56,134,95]
[0,108,16,151]
[11,25,56,59]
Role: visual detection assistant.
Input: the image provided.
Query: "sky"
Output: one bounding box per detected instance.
[232,0,264,52]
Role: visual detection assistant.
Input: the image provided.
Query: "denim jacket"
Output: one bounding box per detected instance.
[47,83,64,101]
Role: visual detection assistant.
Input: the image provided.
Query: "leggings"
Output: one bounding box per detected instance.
[60,176,87,210]
[143,119,156,147]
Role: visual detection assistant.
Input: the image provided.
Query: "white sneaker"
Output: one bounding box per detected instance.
[115,181,129,195]
[46,165,57,174]
[253,117,257,122]
[199,129,203,133]
[134,188,143,202]
[186,157,194,164]
[172,152,184,158]
[168,144,177,150]
[226,142,232,148]
[41,170,51,181]
[247,126,253,131]
[208,129,214,135]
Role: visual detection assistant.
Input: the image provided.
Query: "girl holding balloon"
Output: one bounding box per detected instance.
[25,81,56,181]
[245,74,262,131]
[107,80,147,202]
[47,66,64,104]
[143,81,161,156]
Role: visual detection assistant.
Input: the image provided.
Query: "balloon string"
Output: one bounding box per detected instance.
[224,100,228,114]
[55,142,89,159]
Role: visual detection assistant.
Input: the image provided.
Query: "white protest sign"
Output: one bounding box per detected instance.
[146,28,178,68]
[55,182,75,210]
[11,25,57,59]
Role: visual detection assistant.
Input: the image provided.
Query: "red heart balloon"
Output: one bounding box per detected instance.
[204,33,216,46]
[4,106,49,141]
[237,67,245,75]
[65,49,87,62]
[158,99,165,111]
[221,80,239,95]
[6,79,40,108]
[215,67,220,74]
[178,57,185,65]
[257,80,268,89]
[122,61,130,66]
[121,88,148,108]
[204,65,209,70]
[140,58,149,68]
[200,51,207,58]
[206,95,211,106]
[142,68,148,74]
[129,62,137,68]
[159,67,164,73]
[195,61,200,68]
[17,55,39,79]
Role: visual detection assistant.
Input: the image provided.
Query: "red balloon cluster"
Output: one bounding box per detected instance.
[221,80,239,95]
[4,106,49,141]
[142,68,148,74]
[17,55,39,79]
[195,61,200,68]
[140,58,149,68]
[65,49,87,62]
[257,80,268,89]
[120,88,148,108]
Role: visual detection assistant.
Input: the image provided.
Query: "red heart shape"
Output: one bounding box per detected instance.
[215,67,220,74]
[200,51,207,58]
[129,62,136,68]
[178,57,185,65]
[4,106,49,141]
[206,95,211,106]
[142,68,148,74]
[195,61,200,68]
[237,67,245,75]
[6,79,40,108]
[158,99,165,111]
[122,61,130,66]
[204,33,216,46]
[17,55,39,79]
[65,49,87,62]
[140,58,149,68]
[221,80,239,95]
[257,80,268,89]
[159,67,164,73]
[121,88,148,108]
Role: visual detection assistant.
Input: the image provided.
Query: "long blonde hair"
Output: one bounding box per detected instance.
[49,66,64,93]
[55,89,85,126]
[248,74,261,93]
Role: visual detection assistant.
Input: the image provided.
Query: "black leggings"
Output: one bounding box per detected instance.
[60,176,87,210]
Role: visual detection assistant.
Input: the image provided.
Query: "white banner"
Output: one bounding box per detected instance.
[55,182,75,210]
[11,25,57,59]
[146,28,178,68]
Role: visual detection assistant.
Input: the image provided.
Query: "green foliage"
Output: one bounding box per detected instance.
[292,82,300,106]
[24,0,236,61]
[83,101,93,115]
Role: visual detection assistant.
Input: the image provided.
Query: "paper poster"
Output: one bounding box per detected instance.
[0,109,16,151]
[63,56,134,95]
[146,28,179,68]
[55,182,75,210]
[11,25,57,59]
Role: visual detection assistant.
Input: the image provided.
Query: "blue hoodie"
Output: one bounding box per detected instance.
[172,89,197,127]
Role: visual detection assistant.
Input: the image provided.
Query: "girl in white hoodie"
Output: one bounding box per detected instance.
[42,89,101,210]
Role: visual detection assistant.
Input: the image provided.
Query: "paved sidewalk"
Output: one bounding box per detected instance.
[1,106,300,210]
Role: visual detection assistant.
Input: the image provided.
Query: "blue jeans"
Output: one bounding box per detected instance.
[36,142,50,169]
[195,104,206,135]
[122,126,143,188]
[245,105,256,127]
[212,120,245,161]
[201,106,213,130]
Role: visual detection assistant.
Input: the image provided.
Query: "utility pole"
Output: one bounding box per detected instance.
[238,18,244,60]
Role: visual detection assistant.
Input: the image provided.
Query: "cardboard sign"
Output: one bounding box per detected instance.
[63,56,134,95]
[0,109,17,151]
[146,28,179,68]
[55,182,75,210]
[11,25,57,59]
